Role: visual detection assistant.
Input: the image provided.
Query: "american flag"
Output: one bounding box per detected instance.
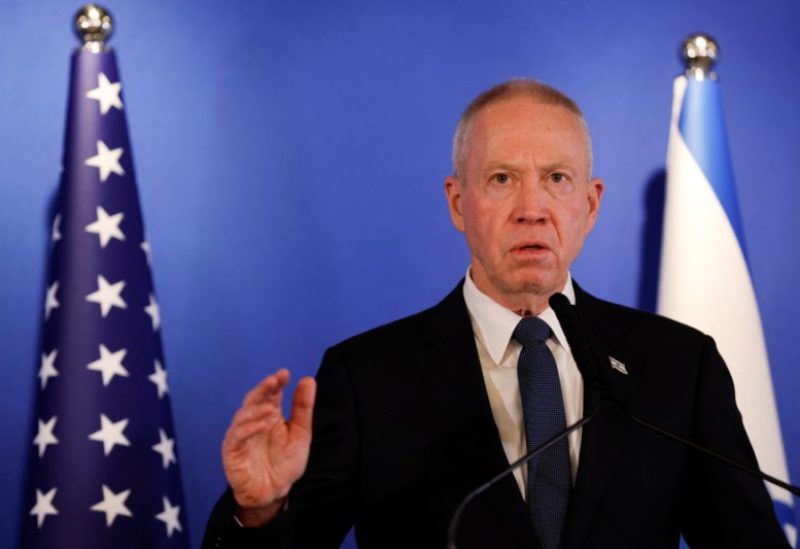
[22,45,189,548]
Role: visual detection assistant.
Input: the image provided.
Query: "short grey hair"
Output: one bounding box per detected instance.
[451,78,593,180]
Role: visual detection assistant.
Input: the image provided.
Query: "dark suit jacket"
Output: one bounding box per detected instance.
[203,281,788,548]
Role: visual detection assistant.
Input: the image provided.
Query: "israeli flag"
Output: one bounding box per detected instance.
[658,74,796,546]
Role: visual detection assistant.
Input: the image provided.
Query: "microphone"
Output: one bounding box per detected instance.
[547,293,596,385]
[548,292,800,498]
[446,413,596,549]
[548,292,601,410]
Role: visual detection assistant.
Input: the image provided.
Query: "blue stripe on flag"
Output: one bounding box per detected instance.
[774,500,796,534]
[678,77,747,253]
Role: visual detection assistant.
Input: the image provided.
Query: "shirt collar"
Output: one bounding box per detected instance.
[463,269,576,364]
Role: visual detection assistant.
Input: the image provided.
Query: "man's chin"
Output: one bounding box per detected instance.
[506,272,565,297]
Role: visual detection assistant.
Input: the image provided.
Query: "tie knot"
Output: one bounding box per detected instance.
[513,316,551,346]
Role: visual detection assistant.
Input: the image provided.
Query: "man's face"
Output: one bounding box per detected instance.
[445,96,604,309]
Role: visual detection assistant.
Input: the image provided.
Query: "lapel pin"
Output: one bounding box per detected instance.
[608,356,628,375]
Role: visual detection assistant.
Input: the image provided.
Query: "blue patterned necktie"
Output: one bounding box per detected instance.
[514,317,571,549]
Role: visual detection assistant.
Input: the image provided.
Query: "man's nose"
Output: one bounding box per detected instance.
[512,178,549,224]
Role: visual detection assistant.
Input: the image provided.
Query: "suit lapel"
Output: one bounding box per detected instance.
[564,284,641,547]
[413,282,537,548]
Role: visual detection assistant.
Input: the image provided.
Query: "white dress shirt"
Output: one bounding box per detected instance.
[462,271,584,498]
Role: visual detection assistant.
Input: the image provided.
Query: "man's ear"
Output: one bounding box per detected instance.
[586,177,604,229]
[444,176,465,232]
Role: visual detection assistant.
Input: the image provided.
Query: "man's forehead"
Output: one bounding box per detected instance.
[469,100,586,148]
[463,96,591,170]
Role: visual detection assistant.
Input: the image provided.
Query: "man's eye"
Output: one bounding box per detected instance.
[493,173,510,184]
[550,173,565,183]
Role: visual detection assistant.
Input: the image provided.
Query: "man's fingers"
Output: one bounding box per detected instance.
[225,371,314,457]
[232,401,281,427]
[224,404,284,451]
[289,377,317,431]
[224,416,282,451]
[242,369,291,407]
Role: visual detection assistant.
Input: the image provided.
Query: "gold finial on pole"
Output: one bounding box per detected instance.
[74,4,113,52]
[681,33,719,80]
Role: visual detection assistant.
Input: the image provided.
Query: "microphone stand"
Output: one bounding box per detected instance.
[626,412,800,497]
[446,415,594,549]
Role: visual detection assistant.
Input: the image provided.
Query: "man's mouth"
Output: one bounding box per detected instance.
[512,242,549,252]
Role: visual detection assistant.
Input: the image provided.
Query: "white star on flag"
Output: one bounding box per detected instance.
[85,206,125,248]
[140,240,152,266]
[144,293,161,331]
[44,281,60,320]
[33,417,58,458]
[51,213,62,245]
[84,140,125,182]
[90,485,133,527]
[88,414,131,456]
[85,275,127,317]
[85,72,123,115]
[30,487,58,528]
[38,349,59,390]
[87,344,129,386]
[155,496,182,537]
[152,429,177,469]
[149,359,169,399]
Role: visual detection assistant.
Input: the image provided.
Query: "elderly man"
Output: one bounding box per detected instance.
[203,79,787,548]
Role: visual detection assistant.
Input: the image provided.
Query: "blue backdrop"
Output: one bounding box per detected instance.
[2,0,798,546]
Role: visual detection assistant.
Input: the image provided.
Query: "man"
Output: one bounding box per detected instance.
[203,79,788,548]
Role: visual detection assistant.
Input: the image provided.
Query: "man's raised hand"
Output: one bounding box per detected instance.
[221,369,316,526]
